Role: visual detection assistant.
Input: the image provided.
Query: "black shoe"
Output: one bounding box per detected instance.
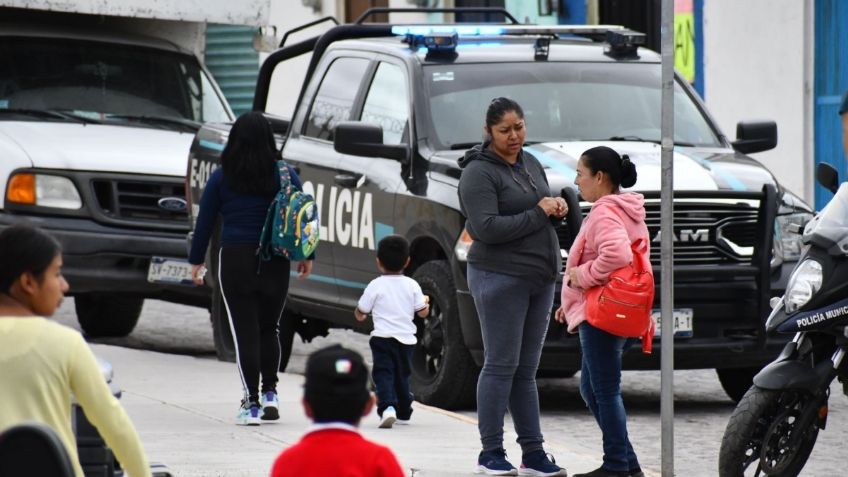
[572,467,629,477]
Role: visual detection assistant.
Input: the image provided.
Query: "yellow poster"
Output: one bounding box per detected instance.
[674,0,695,83]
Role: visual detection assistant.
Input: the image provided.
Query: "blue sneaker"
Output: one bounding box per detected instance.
[236,400,260,426]
[476,448,518,476]
[260,391,279,421]
[518,450,566,476]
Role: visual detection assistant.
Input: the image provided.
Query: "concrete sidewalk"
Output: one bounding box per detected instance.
[93,344,638,477]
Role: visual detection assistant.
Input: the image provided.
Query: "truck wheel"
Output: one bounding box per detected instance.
[75,294,143,338]
[717,367,761,403]
[210,285,236,362]
[411,260,478,410]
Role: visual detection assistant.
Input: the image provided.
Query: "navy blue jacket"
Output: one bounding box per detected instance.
[189,165,303,264]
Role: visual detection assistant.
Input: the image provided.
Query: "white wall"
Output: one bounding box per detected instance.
[703,0,810,201]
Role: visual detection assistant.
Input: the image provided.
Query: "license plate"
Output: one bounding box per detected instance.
[651,308,694,338]
[147,257,194,285]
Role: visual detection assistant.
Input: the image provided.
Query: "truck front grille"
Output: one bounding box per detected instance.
[559,200,760,267]
[644,201,759,266]
[91,178,188,226]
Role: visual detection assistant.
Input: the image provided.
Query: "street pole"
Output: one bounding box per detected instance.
[660,0,675,475]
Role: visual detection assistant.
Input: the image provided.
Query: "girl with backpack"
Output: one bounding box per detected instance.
[555,146,649,477]
[189,112,312,426]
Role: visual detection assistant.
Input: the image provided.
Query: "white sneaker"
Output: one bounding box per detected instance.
[260,391,279,421]
[235,401,260,426]
[379,406,397,428]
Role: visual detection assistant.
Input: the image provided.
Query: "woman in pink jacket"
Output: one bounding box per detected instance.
[555,146,648,477]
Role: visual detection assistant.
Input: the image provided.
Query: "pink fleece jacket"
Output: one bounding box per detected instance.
[559,192,650,333]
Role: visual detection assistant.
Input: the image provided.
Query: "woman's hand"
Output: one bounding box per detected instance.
[553,197,568,218]
[537,197,559,216]
[297,260,313,280]
[538,197,569,217]
[554,306,566,324]
[191,264,206,285]
[566,268,581,288]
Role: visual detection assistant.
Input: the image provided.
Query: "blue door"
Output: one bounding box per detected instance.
[814,0,848,209]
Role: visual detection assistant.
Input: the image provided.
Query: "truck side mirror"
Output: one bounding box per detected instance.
[816,162,839,194]
[333,122,409,163]
[731,120,777,154]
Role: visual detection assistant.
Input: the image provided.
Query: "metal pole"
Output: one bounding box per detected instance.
[660,0,675,475]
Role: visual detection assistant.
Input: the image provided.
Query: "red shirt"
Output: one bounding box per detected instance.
[270,423,404,477]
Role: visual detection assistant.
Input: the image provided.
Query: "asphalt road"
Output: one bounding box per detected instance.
[55,298,848,476]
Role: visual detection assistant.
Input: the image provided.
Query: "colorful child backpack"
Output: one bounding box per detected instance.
[258,160,319,262]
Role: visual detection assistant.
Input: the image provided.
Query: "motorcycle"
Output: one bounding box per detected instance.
[718,163,848,477]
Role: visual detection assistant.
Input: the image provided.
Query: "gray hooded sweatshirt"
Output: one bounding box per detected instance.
[457,143,562,286]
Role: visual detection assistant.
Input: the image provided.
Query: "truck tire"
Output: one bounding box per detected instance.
[75,294,143,338]
[411,260,478,410]
[717,367,761,403]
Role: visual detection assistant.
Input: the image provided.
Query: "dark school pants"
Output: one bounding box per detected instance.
[369,336,415,420]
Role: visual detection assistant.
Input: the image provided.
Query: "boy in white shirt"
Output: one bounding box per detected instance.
[355,235,429,428]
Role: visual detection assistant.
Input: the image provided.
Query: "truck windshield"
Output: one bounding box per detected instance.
[0,37,231,125]
[423,62,721,150]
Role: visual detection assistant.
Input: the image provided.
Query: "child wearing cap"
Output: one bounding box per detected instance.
[354,235,429,428]
[270,345,404,477]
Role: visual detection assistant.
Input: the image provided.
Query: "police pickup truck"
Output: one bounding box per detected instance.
[187,9,813,409]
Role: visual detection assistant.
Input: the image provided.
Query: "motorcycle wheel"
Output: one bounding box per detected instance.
[718,386,820,477]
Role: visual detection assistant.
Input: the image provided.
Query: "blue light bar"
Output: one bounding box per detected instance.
[391,25,505,37]
[391,24,625,38]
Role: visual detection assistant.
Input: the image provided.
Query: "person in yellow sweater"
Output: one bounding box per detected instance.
[0,224,151,477]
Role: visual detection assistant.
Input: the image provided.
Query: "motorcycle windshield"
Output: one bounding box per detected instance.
[804,183,848,254]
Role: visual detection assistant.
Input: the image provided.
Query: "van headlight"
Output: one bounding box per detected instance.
[6,173,82,209]
[784,259,823,313]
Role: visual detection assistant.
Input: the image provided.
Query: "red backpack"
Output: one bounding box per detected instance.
[584,238,655,353]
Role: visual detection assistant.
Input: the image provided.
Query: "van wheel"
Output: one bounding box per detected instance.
[75,294,143,337]
[717,367,761,403]
[210,284,236,362]
[411,260,478,410]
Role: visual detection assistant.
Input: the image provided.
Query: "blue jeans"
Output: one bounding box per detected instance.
[468,264,555,454]
[578,322,640,472]
[369,336,414,420]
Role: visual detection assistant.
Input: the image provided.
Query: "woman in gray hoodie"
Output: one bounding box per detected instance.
[458,97,568,476]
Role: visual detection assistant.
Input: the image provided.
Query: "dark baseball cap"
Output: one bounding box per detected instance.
[304,345,369,402]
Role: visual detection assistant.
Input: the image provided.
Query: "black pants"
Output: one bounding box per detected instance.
[218,244,290,402]
[369,336,414,419]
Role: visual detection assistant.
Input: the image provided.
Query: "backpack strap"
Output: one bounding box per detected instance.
[277,160,293,195]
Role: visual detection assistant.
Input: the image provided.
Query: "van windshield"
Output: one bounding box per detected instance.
[423,62,721,150]
[0,37,231,126]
